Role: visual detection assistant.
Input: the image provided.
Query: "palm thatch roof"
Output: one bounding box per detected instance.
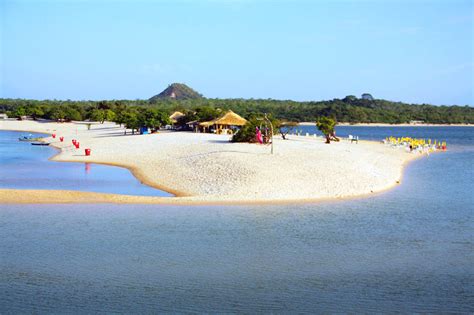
[169,111,185,123]
[199,120,215,127]
[199,110,247,127]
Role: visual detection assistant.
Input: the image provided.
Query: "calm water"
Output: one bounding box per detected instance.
[0,131,172,197]
[298,125,473,150]
[1,127,473,313]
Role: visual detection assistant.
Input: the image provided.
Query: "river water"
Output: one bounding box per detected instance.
[0,126,473,312]
[0,131,171,196]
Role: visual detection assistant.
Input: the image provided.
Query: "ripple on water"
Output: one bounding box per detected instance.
[0,127,473,312]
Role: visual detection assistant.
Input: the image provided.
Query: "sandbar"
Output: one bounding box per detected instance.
[0,120,424,204]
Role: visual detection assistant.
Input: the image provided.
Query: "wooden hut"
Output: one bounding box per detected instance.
[186,120,200,132]
[199,110,247,134]
[169,111,185,124]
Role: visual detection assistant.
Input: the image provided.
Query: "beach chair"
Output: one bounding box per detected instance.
[348,135,359,143]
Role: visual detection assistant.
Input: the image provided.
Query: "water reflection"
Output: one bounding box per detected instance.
[0,131,172,197]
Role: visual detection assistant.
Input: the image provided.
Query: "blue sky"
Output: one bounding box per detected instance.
[1,0,472,105]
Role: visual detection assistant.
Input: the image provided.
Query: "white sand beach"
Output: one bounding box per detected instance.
[0,120,423,204]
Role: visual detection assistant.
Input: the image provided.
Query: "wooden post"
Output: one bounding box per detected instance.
[264,113,273,155]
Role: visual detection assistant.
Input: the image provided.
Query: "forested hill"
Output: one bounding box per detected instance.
[0,95,473,124]
[149,83,203,101]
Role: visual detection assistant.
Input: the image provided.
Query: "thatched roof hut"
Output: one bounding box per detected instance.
[169,111,185,124]
[215,110,247,126]
[199,110,247,127]
[199,110,247,134]
[199,120,215,128]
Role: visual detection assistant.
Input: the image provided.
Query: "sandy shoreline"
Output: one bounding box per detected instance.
[0,120,426,205]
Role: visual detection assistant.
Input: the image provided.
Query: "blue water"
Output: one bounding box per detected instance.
[297,125,473,150]
[0,127,473,313]
[0,131,172,196]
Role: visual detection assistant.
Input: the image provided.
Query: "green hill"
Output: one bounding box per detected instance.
[149,83,203,102]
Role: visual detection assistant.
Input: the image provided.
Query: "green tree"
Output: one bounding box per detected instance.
[64,107,82,121]
[195,106,220,122]
[123,108,140,134]
[51,107,66,122]
[90,109,105,123]
[232,115,278,143]
[13,106,27,119]
[231,118,259,142]
[343,95,358,103]
[97,100,110,110]
[316,116,338,144]
[28,106,44,120]
[112,102,127,126]
[105,109,116,122]
[277,121,299,140]
[138,108,171,132]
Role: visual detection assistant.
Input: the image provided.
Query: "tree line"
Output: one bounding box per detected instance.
[0,96,473,125]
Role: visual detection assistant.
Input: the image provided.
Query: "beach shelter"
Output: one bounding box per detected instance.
[169,111,185,124]
[186,120,200,132]
[199,110,247,134]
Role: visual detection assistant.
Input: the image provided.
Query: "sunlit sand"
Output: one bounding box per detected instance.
[0,120,422,204]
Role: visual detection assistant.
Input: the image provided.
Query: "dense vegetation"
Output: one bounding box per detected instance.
[0,95,473,125]
[231,115,280,143]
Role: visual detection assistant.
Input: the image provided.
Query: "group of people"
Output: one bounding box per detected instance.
[383,136,447,154]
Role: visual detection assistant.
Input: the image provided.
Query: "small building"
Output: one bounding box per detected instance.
[409,120,424,125]
[186,120,200,132]
[0,113,8,119]
[199,110,247,135]
[169,111,185,124]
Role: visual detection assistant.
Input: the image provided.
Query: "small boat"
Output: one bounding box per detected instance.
[31,142,49,146]
[19,134,41,142]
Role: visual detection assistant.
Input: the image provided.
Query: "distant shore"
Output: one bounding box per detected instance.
[299,122,473,127]
[0,120,425,205]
